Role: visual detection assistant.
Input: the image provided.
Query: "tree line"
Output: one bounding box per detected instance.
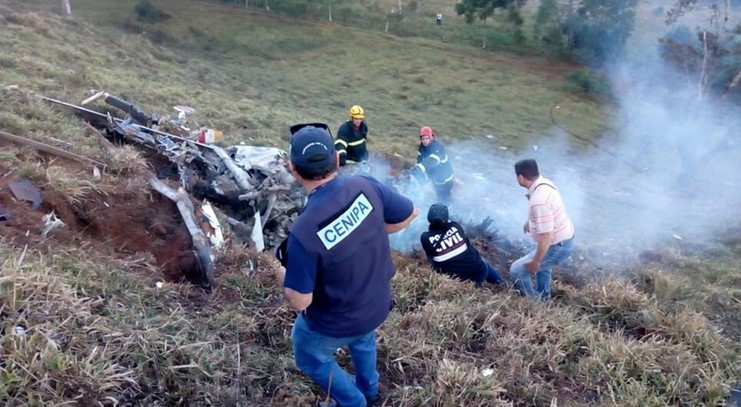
[130,0,741,103]
[455,0,741,102]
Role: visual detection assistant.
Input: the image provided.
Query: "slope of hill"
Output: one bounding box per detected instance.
[0,1,739,406]
[13,0,610,156]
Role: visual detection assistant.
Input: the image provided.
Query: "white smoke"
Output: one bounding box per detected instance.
[390,58,741,267]
[379,6,741,266]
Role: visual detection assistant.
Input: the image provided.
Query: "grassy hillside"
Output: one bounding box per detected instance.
[9,0,608,161]
[0,1,739,406]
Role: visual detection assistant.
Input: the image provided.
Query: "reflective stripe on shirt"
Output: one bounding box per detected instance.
[433,173,455,184]
[432,243,467,262]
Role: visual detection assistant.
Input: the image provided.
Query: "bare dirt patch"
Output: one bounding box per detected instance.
[0,151,200,284]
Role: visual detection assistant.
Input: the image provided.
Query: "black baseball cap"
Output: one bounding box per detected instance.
[289,123,337,173]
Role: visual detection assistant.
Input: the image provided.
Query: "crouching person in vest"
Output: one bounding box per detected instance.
[420,203,505,286]
[275,123,418,407]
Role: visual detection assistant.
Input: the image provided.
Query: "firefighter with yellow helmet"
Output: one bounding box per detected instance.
[334,105,369,166]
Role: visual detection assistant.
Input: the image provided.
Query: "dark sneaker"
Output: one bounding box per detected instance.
[316,399,338,407]
[316,396,378,407]
[365,395,381,407]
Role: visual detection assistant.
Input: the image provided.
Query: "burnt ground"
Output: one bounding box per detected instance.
[2,142,740,344]
[0,149,200,285]
[0,146,680,290]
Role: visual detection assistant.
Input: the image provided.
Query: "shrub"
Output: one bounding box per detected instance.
[148,29,176,45]
[0,111,29,136]
[0,56,16,69]
[6,12,54,37]
[566,68,611,96]
[134,0,170,23]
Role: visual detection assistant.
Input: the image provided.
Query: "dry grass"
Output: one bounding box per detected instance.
[1,241,738,406]
[102,144,151,175]
[0,241,299,405]
[381,254,740,406]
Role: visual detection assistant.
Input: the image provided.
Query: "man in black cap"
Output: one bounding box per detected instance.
[275,123,418,407]
[420,203,505,286]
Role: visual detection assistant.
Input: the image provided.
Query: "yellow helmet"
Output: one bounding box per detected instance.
[349,105,365,119]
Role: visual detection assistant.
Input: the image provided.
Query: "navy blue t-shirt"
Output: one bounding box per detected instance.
[284,175,414,337]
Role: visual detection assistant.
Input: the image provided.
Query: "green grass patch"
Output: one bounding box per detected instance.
[15,0,611,152]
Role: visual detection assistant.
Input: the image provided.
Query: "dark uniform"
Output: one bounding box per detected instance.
[420,204,504,286]
[421,221,503,284]
[285,174,413,336]
[282,124,414,407]
[416,139,454,203]
[335,120,369,166]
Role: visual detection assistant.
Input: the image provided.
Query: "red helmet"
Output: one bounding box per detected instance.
[419,126,434,137]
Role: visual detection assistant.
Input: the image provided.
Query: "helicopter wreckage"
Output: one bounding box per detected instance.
[0,91,517,293]
[35,91,305,291]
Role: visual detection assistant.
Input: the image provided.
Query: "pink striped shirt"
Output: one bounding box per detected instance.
[526,176,574,245]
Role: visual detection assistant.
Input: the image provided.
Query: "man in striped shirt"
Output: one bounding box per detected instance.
[509,159,575,300]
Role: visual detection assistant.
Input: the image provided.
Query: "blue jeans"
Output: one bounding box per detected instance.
[509,238,574,299]
[482,261,505,285]
[292,313,378,407]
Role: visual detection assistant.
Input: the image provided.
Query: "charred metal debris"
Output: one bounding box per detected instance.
[42,91,305,290]
[33,91,523,291]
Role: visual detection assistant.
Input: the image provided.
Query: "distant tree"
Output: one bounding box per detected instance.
[455,0,527,47]
[657,1,741,182]
[454,0,526,24]
[534,0,563,47]
[134,0,170,23]
[559,0,638,64]
[532,0,637,63]
[456,0,498,24]
[664,0,723,25]
[660,0,741,102]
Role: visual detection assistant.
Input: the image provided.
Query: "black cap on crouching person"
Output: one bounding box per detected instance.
[427,203,449,225]
[289,123,337,180]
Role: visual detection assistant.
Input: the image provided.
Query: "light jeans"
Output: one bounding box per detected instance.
[509,238,574,300]
[292,313,379,407]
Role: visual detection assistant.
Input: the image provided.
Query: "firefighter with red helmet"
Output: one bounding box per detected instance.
[334,105,369,166]
[414,126,455,204]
